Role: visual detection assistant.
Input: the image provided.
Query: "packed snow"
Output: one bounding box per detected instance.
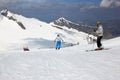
[0,37,120,80]
[0,11,120,80]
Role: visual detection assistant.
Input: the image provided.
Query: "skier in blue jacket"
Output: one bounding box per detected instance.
[54,34,63,50]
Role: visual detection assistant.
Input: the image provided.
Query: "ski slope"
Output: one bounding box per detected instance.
[0,12,88,51]
[0,37,120,80]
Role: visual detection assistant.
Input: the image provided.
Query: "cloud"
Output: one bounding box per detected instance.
[0,0,16,6]
[100,0,120,8]
[25,0,47,3]
[0,0,47,8]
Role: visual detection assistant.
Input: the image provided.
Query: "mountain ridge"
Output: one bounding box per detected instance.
[51,17,113,39]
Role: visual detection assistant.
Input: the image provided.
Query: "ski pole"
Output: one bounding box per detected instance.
[92,36,97,50]
[92,41,95,50]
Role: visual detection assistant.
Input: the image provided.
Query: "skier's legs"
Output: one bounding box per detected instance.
[97,36,102,48]
[57,41,61,49]
[56,41,61,49]
[56,42,58,49]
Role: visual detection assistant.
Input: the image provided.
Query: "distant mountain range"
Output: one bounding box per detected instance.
[51,17,113,39]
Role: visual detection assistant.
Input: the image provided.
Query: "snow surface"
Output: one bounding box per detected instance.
[0,11,120,80]
[0,37,120,80]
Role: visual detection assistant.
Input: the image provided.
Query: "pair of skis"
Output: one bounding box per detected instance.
[86,47,110,52]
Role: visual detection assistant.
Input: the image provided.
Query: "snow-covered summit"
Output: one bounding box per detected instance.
[55,17,72,24]
[53,17,79,27]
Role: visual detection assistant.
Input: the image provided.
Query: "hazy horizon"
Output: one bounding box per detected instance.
[0,0,120,23]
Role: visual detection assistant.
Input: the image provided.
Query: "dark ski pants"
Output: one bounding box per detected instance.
[97,36,103,48]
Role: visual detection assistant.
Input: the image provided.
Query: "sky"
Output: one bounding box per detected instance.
[0,0,120,23]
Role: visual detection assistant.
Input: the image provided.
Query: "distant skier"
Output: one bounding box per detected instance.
[94,21,103,50]
[54,34,63,50]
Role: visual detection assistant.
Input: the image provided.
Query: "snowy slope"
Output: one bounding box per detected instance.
[1,11,120,80]
[0,11,90,51]
[0,37,120,80]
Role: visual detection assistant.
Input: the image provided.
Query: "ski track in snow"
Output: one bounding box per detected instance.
[0,51,95,80]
